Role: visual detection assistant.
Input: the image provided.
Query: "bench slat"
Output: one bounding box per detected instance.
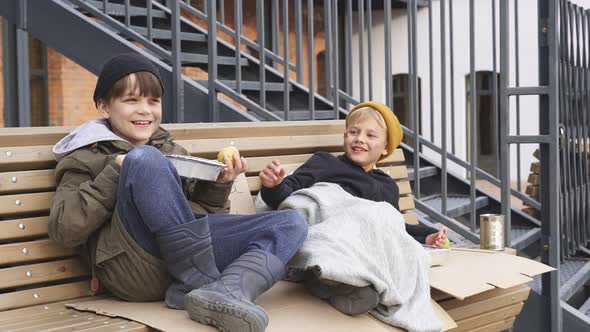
[0,135,342,171]
[0,281,93,311]
[439,284,530,321]
[0,216,49,241]
[180,135,345,158]
[0,146,56,171]
[2,310,96,331]
[0,121,346,147]
[470,317,515,332]
[246,165,410,193]
[0,258,89,290]
[0,192,53,216]
[0,170,55,194]
[450,302,523,332]
[0,296,107,321]
[245,149,405,175]
[78,321,149,332]
[398,181,412,196]
[0,239,76,266]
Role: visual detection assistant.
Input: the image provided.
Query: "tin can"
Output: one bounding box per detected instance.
[480,214,505,251]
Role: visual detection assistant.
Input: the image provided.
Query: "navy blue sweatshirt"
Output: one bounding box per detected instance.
[260,151,438,243]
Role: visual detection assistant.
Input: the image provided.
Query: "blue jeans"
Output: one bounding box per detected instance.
[116,146,308,271]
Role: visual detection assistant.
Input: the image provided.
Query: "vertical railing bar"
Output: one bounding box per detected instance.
[469,0,477,231]
[308,0,315,119]
[367,0,373,100]
[295,0,303,83]
[571,4,579,250]
[346,0,354,108]
[500,0,511,248]
[235,0,242,94]
[567,2,576,254]
[560,0,568,258]
[385,0,393,110]
[428,0,434,141]
[147,0,153,42]
[449,0,456,154]
[574,5,584,248]
[103,0,107,13]
[541,0,562,328]
[171,0,184,122]
[124,0,130,27]
[324,0,333,100]
[578,5,586,249]
[582,9,590,244]
[359,0,365,100]
[219,0,224,24]
[410,0,420,198]
[272,0,279,68]
[562,0,573,257]
[16,0,30,127]
[560,0,568,260]
[492,0,499,177]
[332,0,339,119]
[410,0,421,199]
[440,0,448,215]
[283,0,290,120]
[514,0,522,192]
[256,0,266,109]
[206,0,217,122]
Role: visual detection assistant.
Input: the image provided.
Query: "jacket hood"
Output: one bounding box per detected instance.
[53,118,127,161]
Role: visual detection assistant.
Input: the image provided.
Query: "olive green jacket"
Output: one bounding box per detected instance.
[48,120,231,301]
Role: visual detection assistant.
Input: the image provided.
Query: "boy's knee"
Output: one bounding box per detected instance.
[279,210,308,241]
[124,146,167,170]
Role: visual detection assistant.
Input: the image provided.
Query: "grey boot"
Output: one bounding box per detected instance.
[156,217,221,309]
[185,249,285,332]
[305,278,379,315]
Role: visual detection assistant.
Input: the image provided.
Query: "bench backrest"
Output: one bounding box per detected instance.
[0,121,416,311]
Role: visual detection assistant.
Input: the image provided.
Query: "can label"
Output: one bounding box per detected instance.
[480,215,505,250]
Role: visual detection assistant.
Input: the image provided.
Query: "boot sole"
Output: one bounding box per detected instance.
[186,291,268,332]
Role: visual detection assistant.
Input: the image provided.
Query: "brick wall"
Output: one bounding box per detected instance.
[47,48,98,126]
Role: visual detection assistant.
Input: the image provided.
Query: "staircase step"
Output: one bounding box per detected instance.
[420,195,489,218]
[129,26,206,42]
[80,0,167,18]
[272,110,336,120]
[196,80,291,92]
[407,166,438,181]
[160,53,248,66]
[581,295,590,318]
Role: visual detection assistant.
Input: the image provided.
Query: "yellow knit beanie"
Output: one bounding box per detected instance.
[347,101,403,160]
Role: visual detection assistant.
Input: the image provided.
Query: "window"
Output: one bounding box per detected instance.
[392,74,422,144]
[466,71,500,177]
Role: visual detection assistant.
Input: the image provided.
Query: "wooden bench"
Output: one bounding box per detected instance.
[0,121,531,331]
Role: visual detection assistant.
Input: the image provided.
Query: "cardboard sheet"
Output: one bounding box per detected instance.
[429,248,555,300]
[68,281,457,332]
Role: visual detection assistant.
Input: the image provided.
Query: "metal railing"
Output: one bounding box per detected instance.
[559,0,590,260]
[184,0,546,237]
[67,0,554,238]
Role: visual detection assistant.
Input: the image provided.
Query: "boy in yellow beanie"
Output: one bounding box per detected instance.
[259,101,447,315]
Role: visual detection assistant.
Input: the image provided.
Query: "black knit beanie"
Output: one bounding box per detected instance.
[93,53,164,105]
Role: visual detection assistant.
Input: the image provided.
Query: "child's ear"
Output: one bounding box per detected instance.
[381,142,389,156]
[96,100,111,119]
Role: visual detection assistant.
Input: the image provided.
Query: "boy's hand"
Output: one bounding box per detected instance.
[216,152,248,184]
[425,227,449,248]
[114,154,126,166]
[259,160,286,188]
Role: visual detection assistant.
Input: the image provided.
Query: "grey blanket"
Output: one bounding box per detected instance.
[273,182,441,332]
